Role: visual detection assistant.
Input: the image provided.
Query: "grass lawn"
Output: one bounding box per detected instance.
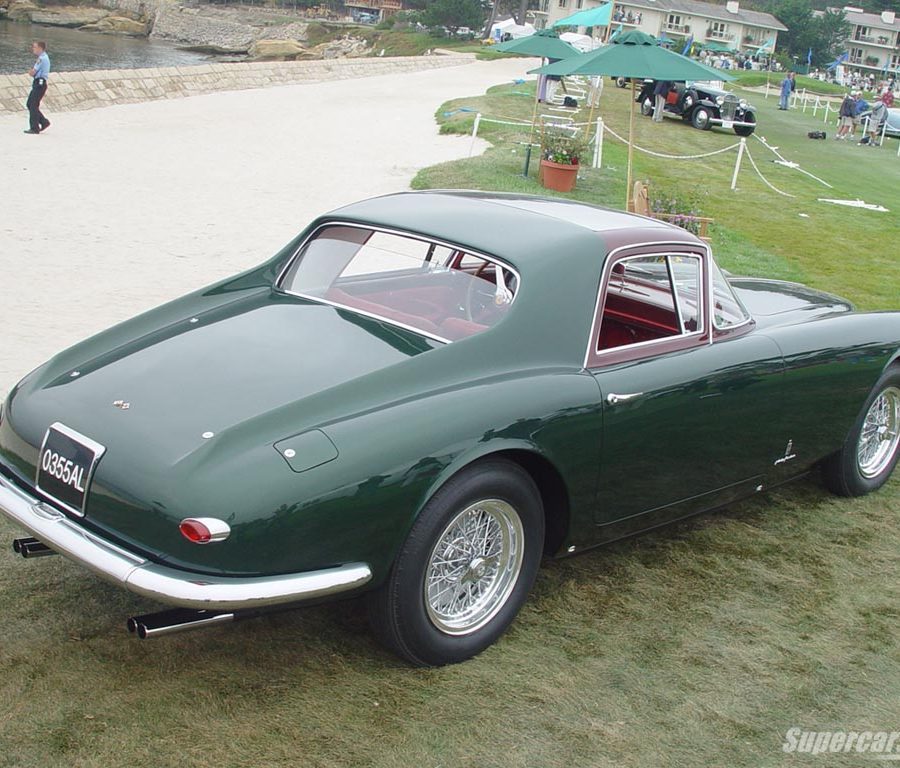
[415,78,899,310]
[0,74,898,768]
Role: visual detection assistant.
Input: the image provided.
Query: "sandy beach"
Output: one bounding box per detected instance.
[0,57,531,394]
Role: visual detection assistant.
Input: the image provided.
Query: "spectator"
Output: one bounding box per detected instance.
[882,87,894,108]
[836,91,856,139]
[861,96,888,146]
[652,80,670,123]
[779,71,794,110]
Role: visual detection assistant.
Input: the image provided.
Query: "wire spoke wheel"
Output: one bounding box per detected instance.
[424,499,524,636]
[856,386,900,479]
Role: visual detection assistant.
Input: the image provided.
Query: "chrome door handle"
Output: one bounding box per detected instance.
[606,392,643,405]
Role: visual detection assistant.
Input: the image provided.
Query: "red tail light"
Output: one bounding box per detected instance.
[179,518,230,544]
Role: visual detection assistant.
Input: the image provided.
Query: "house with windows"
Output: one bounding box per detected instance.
[537,0,785,57]
[824,6,899,77]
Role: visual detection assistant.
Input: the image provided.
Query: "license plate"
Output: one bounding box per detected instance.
[721,120,734,129]
[36,423,106,517]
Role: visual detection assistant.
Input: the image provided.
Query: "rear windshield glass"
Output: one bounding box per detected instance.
[279,226,519,342]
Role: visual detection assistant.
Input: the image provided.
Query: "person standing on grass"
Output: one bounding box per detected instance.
[652,80,670,123]
[861,96,888,146]
[836,91,856,139]
[24,41,51,135]
[778,71,794,110]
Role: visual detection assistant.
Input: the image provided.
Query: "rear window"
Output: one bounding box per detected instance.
[278,226,518,342]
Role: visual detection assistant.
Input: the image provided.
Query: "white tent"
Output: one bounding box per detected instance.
[491,18,537,40]
[558,31,598,52]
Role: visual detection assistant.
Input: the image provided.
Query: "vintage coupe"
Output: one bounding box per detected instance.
[1,192,898,666]
[638,79,758,135]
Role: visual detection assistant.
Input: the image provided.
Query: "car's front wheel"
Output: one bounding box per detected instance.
[691,106,713,130]
[824,368,900,496]
[734,111,756,136]
[640,97,653,116]
[368,459,544,666]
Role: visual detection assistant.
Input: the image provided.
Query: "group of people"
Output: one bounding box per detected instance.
[612,7,641,24]
[836,87,894,146]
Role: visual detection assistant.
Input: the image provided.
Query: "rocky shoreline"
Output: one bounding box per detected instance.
[0,0,375,59]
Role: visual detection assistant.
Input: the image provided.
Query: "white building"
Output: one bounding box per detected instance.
[827,6,899,77]
[536,0,785,57]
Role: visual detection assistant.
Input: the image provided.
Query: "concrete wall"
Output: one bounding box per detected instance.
[0,54,472,115]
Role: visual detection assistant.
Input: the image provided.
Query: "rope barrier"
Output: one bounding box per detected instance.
[753,134,834,189]
[602,123,741,159]
[743,145,795,198]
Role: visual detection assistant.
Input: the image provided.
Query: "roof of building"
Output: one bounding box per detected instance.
[827,6,899,32]
[616,0,787,32]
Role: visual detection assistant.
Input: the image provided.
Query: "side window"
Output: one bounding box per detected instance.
[711,260,751,329]
[597,254,703,352]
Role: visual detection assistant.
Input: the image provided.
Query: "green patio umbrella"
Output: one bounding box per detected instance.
[531,30,735,206]
[552,1,613,29]
[493,28,580,59]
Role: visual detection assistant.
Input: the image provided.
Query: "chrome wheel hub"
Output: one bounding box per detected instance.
[424,499,524,636]
[857,386,900,479]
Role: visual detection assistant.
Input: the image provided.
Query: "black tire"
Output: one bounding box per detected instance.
[734,112,756,136]
[681,89,697,114]
[823,367,900,497]
[691,106,713,130]
[640,98,653,117]
[615,76,627,88]
[367,459,544,666]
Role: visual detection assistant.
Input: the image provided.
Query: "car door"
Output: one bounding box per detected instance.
[586,245,785,540]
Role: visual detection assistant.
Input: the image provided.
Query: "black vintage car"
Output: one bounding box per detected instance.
[637,79,757,136]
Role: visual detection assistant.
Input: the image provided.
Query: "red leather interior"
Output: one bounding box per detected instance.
[326,288,440,334]
[440,317,488,340]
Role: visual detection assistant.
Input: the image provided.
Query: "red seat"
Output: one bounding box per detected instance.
[440,317,488,340]
[325,288,440,335]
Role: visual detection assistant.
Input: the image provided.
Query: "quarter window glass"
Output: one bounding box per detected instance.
[597,254,702,352]
[711,260,751,328]
[670,255,702,332]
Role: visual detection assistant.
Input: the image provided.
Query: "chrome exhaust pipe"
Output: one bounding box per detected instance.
[127,608,235,639]
[12,537,57,558]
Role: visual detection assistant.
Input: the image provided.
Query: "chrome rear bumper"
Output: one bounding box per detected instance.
[0,472,372,611]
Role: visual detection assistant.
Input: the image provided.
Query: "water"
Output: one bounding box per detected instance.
[0,19,210,74]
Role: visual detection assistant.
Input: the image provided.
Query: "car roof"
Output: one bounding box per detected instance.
[324,191,695,275]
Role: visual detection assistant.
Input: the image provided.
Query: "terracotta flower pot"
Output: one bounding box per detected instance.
[540,159,579,193]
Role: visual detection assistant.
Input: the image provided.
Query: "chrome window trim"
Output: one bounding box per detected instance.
[584,241,712,369]
[274,221,521,344]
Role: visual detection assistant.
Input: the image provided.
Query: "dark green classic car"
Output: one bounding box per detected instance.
[1,192,898,666]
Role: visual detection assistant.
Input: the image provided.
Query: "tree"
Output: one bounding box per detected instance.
[765,0,850,68]
[422,0,484,31]
[813,9,851,66]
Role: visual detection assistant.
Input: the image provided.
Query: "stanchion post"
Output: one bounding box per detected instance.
[823,101,830,125]
[880,118,887,147]
[593,119,604,169]
[731,138,746,191]
[765,79,770,99]
[468,113,482,158]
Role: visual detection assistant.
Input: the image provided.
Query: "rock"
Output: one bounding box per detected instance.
[6,0,40,21]
[310,36,371,59]
[81,15,149,35]
[150,5,256,53]
[249,39,307,61]
[29,5,110,27]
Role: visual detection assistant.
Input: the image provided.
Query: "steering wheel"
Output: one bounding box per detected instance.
[464,263,517,322]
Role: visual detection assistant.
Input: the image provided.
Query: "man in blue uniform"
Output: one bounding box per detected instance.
[24,41,51,135]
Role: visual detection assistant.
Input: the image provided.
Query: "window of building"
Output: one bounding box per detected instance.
[558,0,567,9]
